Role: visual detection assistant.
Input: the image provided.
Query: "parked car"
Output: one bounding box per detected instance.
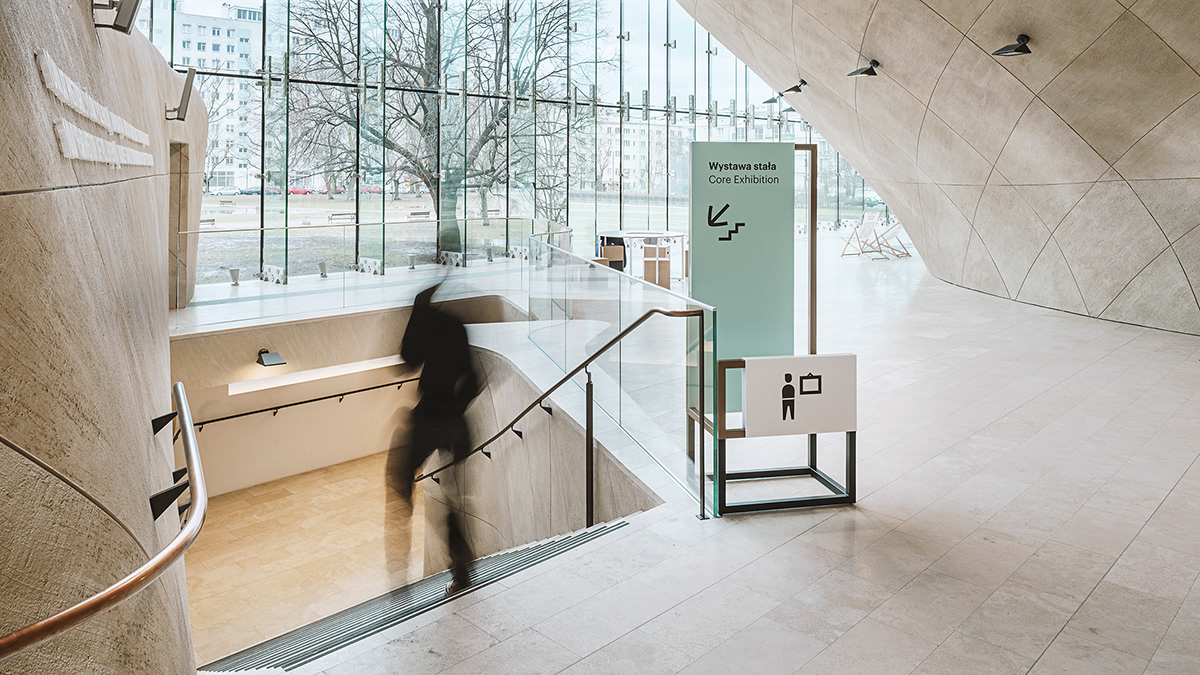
[210,186,242,196]
[288,186,314,195]
[359,184,382,194]
[243,185,282,195]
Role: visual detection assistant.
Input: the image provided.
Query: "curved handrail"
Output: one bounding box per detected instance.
[0,382,207,663]
[416,307,705,482]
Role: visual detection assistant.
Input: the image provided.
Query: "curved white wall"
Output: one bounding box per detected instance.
[0,2,207,672]
[684,0,1200,334]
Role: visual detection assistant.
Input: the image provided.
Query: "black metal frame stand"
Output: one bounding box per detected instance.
[711,359,856,516]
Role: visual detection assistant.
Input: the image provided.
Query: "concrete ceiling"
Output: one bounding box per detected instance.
[682,0,1200,334]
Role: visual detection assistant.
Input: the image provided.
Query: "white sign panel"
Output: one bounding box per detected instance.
[743,354,856,437]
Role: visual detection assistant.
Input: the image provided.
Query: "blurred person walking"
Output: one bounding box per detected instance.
[387,281,481,596]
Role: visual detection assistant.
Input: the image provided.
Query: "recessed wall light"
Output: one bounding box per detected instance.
[848,60,879,77]
[257,349,286,367]
[993,34,1031,57]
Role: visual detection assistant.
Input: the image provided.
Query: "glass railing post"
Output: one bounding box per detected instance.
[586,368,594,528]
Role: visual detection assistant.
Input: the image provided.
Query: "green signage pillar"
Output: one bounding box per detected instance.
[690,142,795,410]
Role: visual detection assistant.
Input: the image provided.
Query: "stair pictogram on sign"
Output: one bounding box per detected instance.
[707,203,745,241]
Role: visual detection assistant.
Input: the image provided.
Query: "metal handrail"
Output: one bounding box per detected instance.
[171,376,421,441]
[0,382,207,663]
[416,307,706,483]
[178,216,557,236]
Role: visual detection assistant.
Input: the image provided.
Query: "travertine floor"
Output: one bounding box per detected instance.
[185,452,424,665]
[273,243,1200,674]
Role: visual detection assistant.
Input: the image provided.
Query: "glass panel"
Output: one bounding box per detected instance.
[384,90,439,267]
[262,0,289,280]
[536,101,568,225]
[596,0,621,104]
[289,0,357,83]
[386,0,439,89]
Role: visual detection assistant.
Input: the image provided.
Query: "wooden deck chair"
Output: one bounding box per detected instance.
[878,219,912,258]
[858,210,890,260]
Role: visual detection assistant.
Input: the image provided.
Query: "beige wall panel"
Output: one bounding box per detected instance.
[917,184,972,283]
[966,0,1126,93]
[1128,179,1200,244]
[862,0,962,103]
[916,111,993,186]
[938,184,986,222]
[792,0,877,48]
[1131,0,1200,71]
[972,185,1052,292]
[855,69,926,160]
[1039,13,1200,164]
[928,40,1035,163]
[717,0,793,58]
[1054,181,1168,313]
[1168,226,1200,304]
[993,99,1109,186]
[1099,249,1200,333]
[1012,183,1091,232]
[1014,239,1086,314]
[961,231,1009,297]
[919,0,991,33]
[790,8,863,108]
[1113,95,1200,180]
[0,2,208,671]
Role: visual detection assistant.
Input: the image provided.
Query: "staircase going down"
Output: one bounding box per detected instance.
[199,520,629,672]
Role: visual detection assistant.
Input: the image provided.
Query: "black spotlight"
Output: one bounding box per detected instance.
[848,60,879,77]
[783,79,807,94]
[762,93,779,104]
[993,34,1031,57]
[256,349,287,367]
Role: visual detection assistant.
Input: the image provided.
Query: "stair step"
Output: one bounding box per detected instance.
[199,520,628,672]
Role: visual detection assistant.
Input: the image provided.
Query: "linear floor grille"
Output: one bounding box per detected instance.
[200,521,628,672]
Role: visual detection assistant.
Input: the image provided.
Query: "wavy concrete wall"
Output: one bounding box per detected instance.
[0,2,207,673]
[683,0,1200,334]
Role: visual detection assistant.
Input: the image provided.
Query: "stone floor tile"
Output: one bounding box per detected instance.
[796,618,936,675]
[1008,540,1115,603]
[1063,580,1179,660]
[322,615,497,675]
[928,529,1036,590]
[557,629,693,675]
[870,570,992,643]
[639,579,780,656]
[912,632,1032,675]
[438,629,579,675]
[1104,540,1200,602]
[766,570,894,645]
[679,617,824,675]
[1050,506,1145,557]
[1029,632,1148,675]
[726,537,848,602]
[456,566,604,640]
[959,582,1079,660]
[532,578,677,657]
[837,530,951,591]
[797,508,903,557]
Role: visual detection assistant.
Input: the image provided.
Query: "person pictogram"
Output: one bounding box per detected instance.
[782,373,795,421]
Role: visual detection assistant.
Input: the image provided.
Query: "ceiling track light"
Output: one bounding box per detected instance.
[992,34,1031,56]
[848,60,879,77]
[782,79,807,94]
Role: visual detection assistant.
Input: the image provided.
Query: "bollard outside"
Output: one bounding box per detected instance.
[229,268,239,286]
[408,253,416,270]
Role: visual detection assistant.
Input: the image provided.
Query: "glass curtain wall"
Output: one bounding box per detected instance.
[144,0,888,281]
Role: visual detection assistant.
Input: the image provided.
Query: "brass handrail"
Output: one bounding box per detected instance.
[416,307,706,482]
[0,382,207,663]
